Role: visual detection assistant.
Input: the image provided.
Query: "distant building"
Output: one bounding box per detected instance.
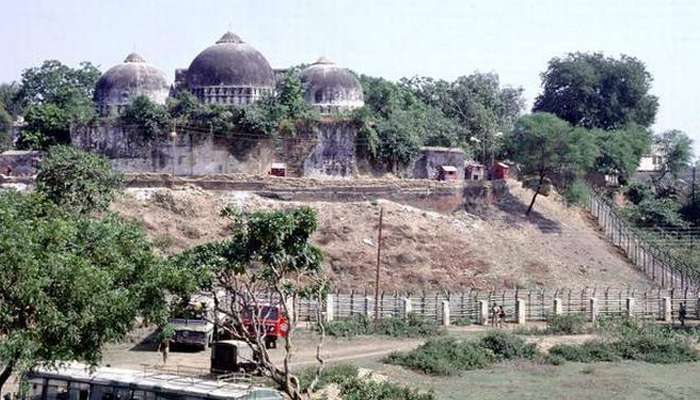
[637,144,665,173]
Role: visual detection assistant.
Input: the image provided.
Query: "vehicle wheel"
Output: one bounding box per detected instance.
[265,337,276,349]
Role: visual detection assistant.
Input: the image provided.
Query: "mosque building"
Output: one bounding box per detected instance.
[94,32,364,115]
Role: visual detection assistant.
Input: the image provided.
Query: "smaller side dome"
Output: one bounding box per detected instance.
[300,57,364,114]
[94,53,170,116]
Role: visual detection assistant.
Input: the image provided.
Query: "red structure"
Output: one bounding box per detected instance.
[491,162,509,180]
[269,162,287,177]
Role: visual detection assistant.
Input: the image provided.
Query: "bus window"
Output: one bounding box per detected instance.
[46,380,68,400]
[89,385,113,400]
[113,388,130,400]
[68,382,90,400]
[30,378,44,400]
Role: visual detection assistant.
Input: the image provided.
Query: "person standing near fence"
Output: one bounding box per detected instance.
[679,302,687,327]
[491,303,503,328]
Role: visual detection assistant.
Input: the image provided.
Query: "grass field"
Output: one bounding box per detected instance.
[354,358,700,400]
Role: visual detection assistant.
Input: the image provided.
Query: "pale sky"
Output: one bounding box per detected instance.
[2,0,699,153]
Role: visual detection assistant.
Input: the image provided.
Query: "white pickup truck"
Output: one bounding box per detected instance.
[169,295,217,350]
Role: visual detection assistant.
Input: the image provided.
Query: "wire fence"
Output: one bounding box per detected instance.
[588,191,700,289]
[294,288,700,323]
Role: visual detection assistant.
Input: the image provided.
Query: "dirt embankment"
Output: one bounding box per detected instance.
[111,179,652,291]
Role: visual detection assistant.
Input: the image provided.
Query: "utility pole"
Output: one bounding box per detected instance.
[374,207,384,327]
[692,165,696,261]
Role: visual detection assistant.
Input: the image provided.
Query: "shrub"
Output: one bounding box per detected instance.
[36,145,123,214]
[298,363,435,400]
[385,337,495,376]
[452,317,473,327]
[337,377,436,400]
[550,317,698,364]
[563,179,590,206]
[297,363,358,392]
[324,314,372,337]
[376,313,444,338]
[545,354,566,366]
[478,331,538,360]
[546,314,588,335]
[324,313,444,338]
[549,341,621,362]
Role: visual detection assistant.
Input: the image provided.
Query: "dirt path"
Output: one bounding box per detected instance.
[101,324,592,373]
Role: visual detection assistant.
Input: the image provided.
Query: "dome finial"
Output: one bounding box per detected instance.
[216,31,243,44]
[124,53,146,63]
[314,56,335,65]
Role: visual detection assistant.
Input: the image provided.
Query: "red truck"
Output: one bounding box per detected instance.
[240,304,289,349]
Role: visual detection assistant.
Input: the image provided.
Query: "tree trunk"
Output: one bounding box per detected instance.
[0,361,15,396]
[526,174,545,216]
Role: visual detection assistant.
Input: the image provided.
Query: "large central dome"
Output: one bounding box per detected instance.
[186,32,275,92]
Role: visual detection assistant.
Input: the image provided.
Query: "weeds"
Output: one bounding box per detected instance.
[385,332,539,376]
[324,313,444,338]
[550,317,698,364]
[297,363,435,400]
[514,314,589,335]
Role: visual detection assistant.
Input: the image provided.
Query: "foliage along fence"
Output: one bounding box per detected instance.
[588,191,699,289]
[294,287,700,324]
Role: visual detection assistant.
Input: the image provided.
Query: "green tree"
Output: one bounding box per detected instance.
[653,129,693,182]
[0,104,11,151]
[173,207,326,399]
[0,82,21,116]
[534,52,658,130]
[121,96,171,140]
[376,110,422,172]
[594,125,652,182]
[36,145,123,214]
[14,60,100,149]
[18,103,72,149]
[0,191,170,393]
[504,113,598,215]
[403,73,524,164]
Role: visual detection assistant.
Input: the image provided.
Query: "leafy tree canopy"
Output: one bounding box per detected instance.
[0,191,170,393]
[654,129,693,181]
[167,69,318,137]
[0,104,11,151]
[13,60,101,149]
[504,112,598,214]
[121,96,170,140]
[593,124,652,181]
[36,145,123,215]
[534,52,658,130]
[402,72,524,164]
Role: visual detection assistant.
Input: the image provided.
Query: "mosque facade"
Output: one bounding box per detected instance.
[82,32,366,178]
[94,32,365,114]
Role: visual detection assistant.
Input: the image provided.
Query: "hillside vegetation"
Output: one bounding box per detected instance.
[112,180,651,290]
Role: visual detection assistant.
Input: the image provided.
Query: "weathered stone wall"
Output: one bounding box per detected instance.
[71,121,358,177]
[123,173,482,213]
[71,124,275,175]
[0,150,42,176]
[303,122,356,178]
[412,147,465,179]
